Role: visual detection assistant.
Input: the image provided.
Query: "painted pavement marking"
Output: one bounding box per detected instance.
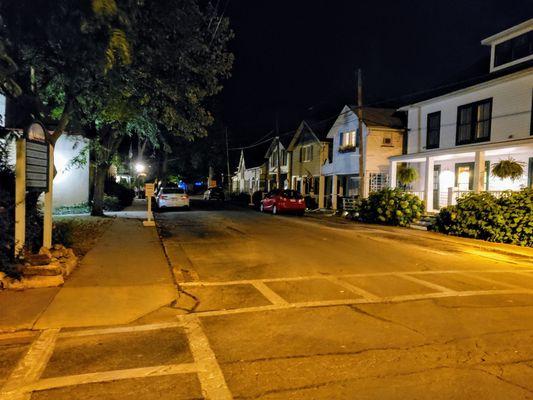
[0,329,60,400]
[458,271,524,290]
[24,363,197,393]
[394,273,457,294]
[178,315,233,400]
[178,269,533,288]
[322,275,380,301]
[185,289,533,318]
[251,282,289,305]
[59,322,182,338]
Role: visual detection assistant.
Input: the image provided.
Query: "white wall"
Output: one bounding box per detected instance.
[52,135,90,208]
[405,70,533,154]
[3,134,90,208]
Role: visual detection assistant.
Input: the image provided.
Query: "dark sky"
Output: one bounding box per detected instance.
[220,0,532,146]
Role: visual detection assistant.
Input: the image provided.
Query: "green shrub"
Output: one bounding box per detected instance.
[431,189,533,246]
[103,195,121,211]
[356,188,424,227]
[105,178,135,208]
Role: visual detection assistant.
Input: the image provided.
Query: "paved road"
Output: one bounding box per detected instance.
[2,201,533,399]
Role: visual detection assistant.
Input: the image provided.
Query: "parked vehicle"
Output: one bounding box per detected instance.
[156,187,190,210]
[203,187,225,201]
[260,189,305,216]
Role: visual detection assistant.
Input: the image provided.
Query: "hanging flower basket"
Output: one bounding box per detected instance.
[397,165,418,185]
[491,158,525,181]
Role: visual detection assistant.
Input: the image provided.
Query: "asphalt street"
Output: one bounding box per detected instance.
[2,200,533,399]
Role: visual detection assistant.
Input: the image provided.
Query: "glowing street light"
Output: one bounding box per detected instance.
[135,162,146,174]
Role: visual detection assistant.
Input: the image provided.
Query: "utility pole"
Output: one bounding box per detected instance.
[225,127,231,192]
[275,113,281,189]
[356,68,365,198]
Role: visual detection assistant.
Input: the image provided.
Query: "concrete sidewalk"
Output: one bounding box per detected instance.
[0,205,177,332]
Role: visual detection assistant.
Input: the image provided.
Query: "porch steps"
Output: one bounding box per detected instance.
[409,214,436,231]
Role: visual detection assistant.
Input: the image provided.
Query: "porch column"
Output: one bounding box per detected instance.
[318,175,325,209]
[331,175,338,210]
[473,150,486,193]
[389,161,398,188]
[301,178,307,195]
[424,156,434,213]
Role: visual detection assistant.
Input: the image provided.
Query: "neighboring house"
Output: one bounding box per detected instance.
[231,145,268,194]
[322,105,405,209]
[1,94,90,210]
[287,120,331,207]
[389,19,533,212]
[264,136,290,190]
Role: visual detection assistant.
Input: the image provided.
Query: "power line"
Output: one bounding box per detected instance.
[228,109,531,151]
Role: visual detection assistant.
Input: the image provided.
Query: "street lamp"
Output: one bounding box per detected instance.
[135,162,146,174]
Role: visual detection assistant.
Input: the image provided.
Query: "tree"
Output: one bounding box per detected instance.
[0,0,132,143]
[84,0,233,215]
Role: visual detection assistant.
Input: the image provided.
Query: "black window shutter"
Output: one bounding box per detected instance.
[339,132,344,146]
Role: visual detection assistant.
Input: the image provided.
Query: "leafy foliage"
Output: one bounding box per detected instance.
[397,165,418,185]
[491,158,525,181]
[104,178,135,209]
[431,189,533,246]
[355,188,424,227]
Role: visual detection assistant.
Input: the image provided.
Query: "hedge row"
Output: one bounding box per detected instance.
[431,189,533,247]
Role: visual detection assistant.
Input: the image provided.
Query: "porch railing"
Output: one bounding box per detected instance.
[448,188,518,206]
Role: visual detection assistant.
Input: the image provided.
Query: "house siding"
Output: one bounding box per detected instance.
[365,128,404,174]
[322,106,367,176]
[405,70,533,153]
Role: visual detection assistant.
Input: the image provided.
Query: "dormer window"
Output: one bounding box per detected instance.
[494,31,533,68]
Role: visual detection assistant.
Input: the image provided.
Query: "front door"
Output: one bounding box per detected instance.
[433,165,441,209]
[455,161,490,191]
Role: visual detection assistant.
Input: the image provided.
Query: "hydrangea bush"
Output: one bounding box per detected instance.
[356,188,424,227]
[431,189,533,247]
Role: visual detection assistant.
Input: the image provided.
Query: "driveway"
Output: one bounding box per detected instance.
[2,201,533,399]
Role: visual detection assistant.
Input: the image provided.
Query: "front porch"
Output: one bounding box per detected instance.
[390,138,533,212]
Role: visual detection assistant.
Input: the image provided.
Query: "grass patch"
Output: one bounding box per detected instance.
[53,216,113,257]
[54,202,90,215]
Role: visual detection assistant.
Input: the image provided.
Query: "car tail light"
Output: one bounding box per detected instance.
[298,199,304,203]
[181,195,188,200]
[160,195,168,199]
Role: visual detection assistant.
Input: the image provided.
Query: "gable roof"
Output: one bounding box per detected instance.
[347,106,406,129]
[287,119,331,151]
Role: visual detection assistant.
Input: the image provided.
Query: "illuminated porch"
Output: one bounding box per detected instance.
[389,137,533,212]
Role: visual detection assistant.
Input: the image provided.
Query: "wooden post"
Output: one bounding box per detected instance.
[43,144,54,248]
[332,175,338,210]
[318,175,325,209]
[14,139,26,256]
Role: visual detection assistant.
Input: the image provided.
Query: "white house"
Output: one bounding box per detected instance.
[265,137,289,190]
[389,19,533,212]
[322,105,405,209]
[231,147,267,194]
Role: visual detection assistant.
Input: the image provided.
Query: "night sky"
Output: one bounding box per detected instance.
[220,0,532,146]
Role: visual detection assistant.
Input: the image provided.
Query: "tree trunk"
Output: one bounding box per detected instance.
[91,163,108,216]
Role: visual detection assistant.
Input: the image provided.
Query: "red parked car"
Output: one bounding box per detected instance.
[260,189,306,216]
